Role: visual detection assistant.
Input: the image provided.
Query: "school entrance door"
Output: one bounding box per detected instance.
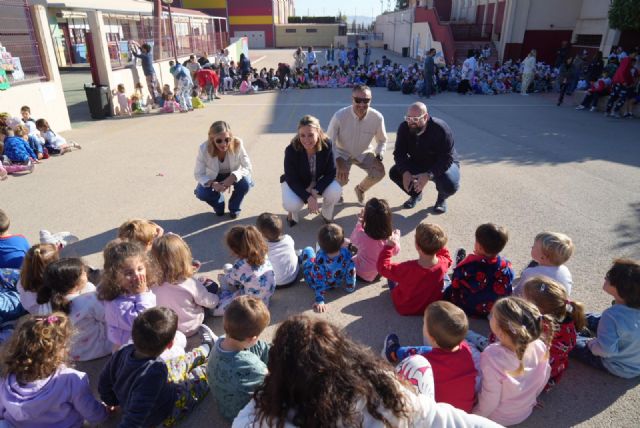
[234,31,265,48]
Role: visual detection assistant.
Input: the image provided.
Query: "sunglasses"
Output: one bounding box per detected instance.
[404,114,426,123]
[214,137,231,145]
[352,97,371,105]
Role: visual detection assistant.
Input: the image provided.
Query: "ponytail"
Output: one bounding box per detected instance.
[567,300,586,331]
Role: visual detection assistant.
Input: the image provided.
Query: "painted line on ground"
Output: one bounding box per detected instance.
[208,102,552,107]
[251,55,267,64]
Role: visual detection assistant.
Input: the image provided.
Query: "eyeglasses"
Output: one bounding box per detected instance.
[352,97,371,105]
[214,137,231,145]
[404,114,426,123]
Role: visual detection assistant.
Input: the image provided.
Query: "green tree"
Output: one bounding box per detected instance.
[609,0,640,31]
[395,0,409,10]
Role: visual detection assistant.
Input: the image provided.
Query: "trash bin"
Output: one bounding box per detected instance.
[402,47,409,57]
[84,84,111,120]
[383,43,388,50]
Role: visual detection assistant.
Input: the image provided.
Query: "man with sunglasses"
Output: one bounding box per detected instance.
[389,102,460,214]
[326,85,388,205]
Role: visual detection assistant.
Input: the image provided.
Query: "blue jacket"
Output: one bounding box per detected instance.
[589,304,640,378]
[280,139,336,203]
[132,50,155,76]
[3,136,36,162]
[171,64,192,83]
[98,345,176,427]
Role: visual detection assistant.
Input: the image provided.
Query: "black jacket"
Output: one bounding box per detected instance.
[281,139,337,203]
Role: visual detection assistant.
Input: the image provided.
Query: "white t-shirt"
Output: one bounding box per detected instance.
[513,264,573,296]
[267,235,299,286]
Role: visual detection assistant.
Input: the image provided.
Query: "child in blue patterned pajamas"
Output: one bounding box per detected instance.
[302,223,356,313]
[213,226,276,316]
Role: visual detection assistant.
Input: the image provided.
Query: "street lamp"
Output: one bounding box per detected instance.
[161,0,178,62]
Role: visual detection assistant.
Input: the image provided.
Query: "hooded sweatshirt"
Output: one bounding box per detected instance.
[0,366,107,428]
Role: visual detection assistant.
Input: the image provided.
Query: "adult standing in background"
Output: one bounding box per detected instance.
[194,121,253,219]
[327,84,387,205]
[458,51,477,95]
[423,48,436,98]
[217,49,230,94]
[521,49,536,95]
[339,46,348,68]
[198,52,210,67]
[306,46,316,78]
[130,41,160,105]
[363,43,371,67]
[326,43,335,63]
[389,102,460,214]
[239,53,251,76]
[186,55,201,78]
[351,46,359,67]
[169,60,193,112]
[293,47,306,70]
[281,115,341,226]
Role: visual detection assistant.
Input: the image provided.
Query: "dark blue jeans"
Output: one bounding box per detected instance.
[389,161,460,200]
[194,173,251,215]
[570,313,606,371]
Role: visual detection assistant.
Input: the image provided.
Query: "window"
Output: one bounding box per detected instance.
[0,0,46,84]
[574,34,602,47]
[285,28,296,33]
[306,28,318,33]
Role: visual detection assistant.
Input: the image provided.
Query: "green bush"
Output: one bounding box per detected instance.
[609,0,640,31]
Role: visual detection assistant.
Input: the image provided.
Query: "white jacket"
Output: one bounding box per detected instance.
[232,383,502,428]
[194,138,253,186]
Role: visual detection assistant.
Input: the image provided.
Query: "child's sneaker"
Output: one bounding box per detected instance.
[465,330,490,351]
[199,323,218,356]
[70,141,82,149]
[589,106,597,112]
[39,230,79,248]
[575,105,585,110]
[382,333,400,363]
[455,248,467,266]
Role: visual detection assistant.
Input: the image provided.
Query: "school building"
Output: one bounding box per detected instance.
[178,0,295,48]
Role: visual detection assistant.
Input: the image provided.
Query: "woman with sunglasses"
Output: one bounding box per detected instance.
[194,121,253,219]
[281,115,341,227]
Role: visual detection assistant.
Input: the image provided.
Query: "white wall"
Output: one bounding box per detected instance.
[410,22,434,59]
[375,9,414,55]
[526,0,581,30]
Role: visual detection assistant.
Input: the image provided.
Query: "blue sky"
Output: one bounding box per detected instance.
[294,0,387,19]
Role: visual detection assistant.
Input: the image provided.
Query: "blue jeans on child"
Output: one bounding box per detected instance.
[0,269,26,324]
[194,174,251,216]
[570,313,606,371]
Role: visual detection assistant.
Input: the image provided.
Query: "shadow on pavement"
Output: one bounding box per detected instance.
[613,202,640,259]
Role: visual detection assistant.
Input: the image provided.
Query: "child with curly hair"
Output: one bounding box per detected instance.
[0,313,109,427]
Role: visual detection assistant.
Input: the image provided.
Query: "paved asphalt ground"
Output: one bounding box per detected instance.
[4,49,640,427]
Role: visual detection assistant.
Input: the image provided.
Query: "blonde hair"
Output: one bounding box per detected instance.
[13,124,28,137]
[491,297,553,376]
[415,223,447,255]
[20,244,59,293]
[290,115,329,152]
[0,313,71,383]
[151,234,194,284]
[226,225,268,267]
[206,120,241,158]
[118,219,159,248]
[535,232,574,265]
[523,276,586,331]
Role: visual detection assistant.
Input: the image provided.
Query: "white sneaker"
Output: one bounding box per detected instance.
[575,105,585,110]
[39,230,79,248]
[589,106,596,112]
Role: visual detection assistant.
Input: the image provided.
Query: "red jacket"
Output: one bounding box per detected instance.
[377,246,452,316]
[195,69,220,88]
[612,56,635,86]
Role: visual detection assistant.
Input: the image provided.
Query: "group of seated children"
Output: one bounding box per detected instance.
[0,107,81,180]
[0,201,639,426]
[112,82,151,116]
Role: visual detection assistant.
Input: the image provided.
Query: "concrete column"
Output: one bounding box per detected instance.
[86,10,114,87]
[601,28,620,57]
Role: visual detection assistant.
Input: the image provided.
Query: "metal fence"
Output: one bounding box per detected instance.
[0,0,46,84]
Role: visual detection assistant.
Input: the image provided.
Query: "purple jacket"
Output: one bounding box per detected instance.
[103,291,156,347]
[0,366,107,428]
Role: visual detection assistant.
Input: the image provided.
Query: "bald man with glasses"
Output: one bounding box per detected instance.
[326,84,388,205]
[389,102,460,214]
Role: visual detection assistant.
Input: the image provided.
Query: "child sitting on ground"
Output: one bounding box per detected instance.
[14,124,43,160]
[112,84,131,116]
[0,209,30,270]
[382,301,477,412]
[1,126,38,165]
[99,307,215,427]
[151,234,219,337]
[214,226,275,316]
[570,258,640,378]
[349,198,400,283]
[256,213,299,288]
[472,297,551,426]
[301,223,356,313]
[191,88,205,109]
[35,118,81,154]
[0,313,109,426]
[513,232,574,296]
[18,244,59,314]
[117,218,164,252]
[444,223,514,317]
[35,258,112,361]
[377,222,452,316]
[209,296,270,421]
[523,276,586,389]
[162,92,181,113]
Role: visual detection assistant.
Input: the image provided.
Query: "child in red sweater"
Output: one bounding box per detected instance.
[377,222,451,316]
[382,301,477,412]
